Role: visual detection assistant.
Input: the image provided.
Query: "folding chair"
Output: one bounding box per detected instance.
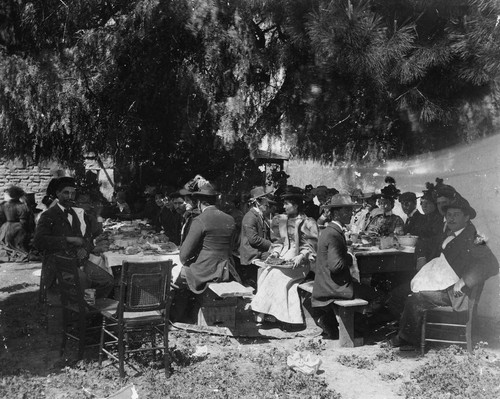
[98,260,174,378]
[52,254,115,359]
[420,283,484,355]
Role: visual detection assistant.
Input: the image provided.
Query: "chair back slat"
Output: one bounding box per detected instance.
[119,260,173,314]
[52,254,87,312]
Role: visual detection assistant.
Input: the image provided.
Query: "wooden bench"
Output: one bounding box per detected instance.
[298,281,368,347]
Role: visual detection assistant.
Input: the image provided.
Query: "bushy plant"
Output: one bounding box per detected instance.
[336,354,375,370]
[400,346,500,399]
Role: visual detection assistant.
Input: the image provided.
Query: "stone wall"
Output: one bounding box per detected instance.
[0,159,63,205]
[0,155,115,205]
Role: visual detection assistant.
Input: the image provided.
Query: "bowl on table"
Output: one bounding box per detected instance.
[396,235,418,247]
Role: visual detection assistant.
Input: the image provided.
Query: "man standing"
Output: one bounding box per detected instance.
[312,194,377,337]
[239,186,275,287]
[179,185,236,294]
[399,192,426,236]
[391,195,498,349]
[34,177,113,298]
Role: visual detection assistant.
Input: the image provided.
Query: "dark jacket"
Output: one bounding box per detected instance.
[312,223,354,307]
[33,205,94,255]
[427,222,498,294]
[159,207,183,246]
[239,207,272,265]
[403,210,426,236]
[180,206,236,294]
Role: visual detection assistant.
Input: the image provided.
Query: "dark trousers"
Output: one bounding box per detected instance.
[170,267,200,323]
[398,290,451,345]
[78,259,114,299]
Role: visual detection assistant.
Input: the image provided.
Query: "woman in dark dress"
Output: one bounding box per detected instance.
[0,186,32,261]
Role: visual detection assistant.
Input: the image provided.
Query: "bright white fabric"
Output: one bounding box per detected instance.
[410,252,459,292]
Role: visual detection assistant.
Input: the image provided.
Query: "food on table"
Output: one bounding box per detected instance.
[92,219,177,255]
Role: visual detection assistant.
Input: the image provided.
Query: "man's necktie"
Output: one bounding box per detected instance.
[65,208,81,235]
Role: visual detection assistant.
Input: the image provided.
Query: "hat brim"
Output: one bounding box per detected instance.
[320,203,359,210]
[442,204,476,219]
[192,192,219,198]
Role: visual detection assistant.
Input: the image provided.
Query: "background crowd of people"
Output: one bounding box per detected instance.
[1,171,497,349]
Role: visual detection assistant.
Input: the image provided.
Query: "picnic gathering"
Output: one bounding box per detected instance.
[1,169,497,379]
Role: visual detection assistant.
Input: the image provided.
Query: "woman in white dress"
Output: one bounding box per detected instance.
[251,186,318,325]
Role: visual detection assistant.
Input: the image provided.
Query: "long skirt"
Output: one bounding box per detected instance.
[0,222,28,261]
[250,265,309,324]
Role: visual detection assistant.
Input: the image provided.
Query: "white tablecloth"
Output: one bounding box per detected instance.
[92,251,183,282]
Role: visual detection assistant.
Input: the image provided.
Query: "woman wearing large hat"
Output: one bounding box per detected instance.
[251,186,318,326]
[363,177,404,237]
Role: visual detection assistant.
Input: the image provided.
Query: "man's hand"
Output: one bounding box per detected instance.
[291,254,305,268]
[66,237,86,247]
[76,248,88,260]
[453,279,466,297]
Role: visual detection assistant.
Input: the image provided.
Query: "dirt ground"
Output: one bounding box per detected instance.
[0,261,498,399]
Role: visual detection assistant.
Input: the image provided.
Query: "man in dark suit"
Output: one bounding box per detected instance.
[391,195,498,349]
[312,194,377,337]
[34,177,113,298]
[399,192,426,236]
[171,185,236,322]
[179,185,236,293]
[239,186,275,287]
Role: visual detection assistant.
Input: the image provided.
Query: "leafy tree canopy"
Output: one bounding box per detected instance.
[0,0,499,185]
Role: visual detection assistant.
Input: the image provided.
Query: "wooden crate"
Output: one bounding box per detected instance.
[197,303,236,328]
[197,289,238,328]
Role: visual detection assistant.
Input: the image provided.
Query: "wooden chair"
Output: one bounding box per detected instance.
[98,260,174,378]
[38,254,54,304]
[53,254,114,359]
[420,283,484,355]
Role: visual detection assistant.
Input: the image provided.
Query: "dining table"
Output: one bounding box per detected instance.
[352,246,416,275]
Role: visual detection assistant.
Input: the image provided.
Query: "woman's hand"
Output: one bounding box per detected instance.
[291,253,305,268]
[266,251,279,262]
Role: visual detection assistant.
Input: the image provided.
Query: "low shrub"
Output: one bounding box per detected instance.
[400,345,500,399]
[336,354,375,370]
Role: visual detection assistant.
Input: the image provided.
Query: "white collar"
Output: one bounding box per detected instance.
[451,227,466,237]
[332,220,344,231]
[408,209,417,218]
[253,206,263,217]
[57,203,69,212]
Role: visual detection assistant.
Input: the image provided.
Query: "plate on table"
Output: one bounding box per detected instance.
[264,258,295,269]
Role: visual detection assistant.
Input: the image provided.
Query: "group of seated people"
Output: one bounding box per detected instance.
[24,172,498,351]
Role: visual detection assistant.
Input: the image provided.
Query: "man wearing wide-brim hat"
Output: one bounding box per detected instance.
[33,177,114,299]
[391,195,499,350]
[238,186,276,287]
[311,194,378,337]
[179,184,236,294]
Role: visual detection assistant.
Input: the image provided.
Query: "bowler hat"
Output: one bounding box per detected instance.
[320,194,360,209]
[442,195,476,219]
[55,177,76,192]
[399,192,417,203]
[281,186,304,200]
[192,184,219,198]
[250,186,275,200]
